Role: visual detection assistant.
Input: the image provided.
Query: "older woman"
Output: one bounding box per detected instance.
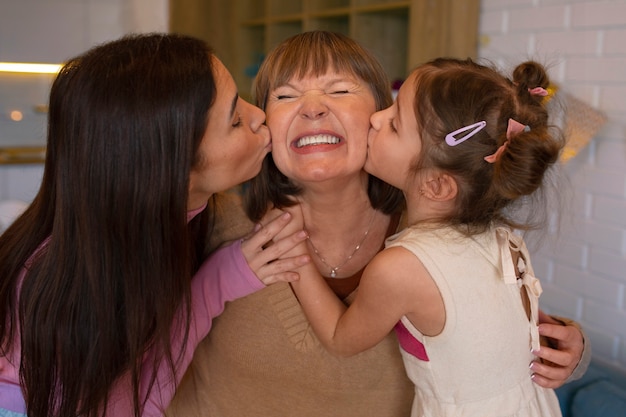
[168,31,589,417]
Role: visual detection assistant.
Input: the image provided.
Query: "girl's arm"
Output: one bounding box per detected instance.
[291,246,444,357]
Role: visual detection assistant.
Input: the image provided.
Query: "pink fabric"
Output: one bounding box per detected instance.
[0,205,262,415]
[394,321,429,361]
[107,239,263,416]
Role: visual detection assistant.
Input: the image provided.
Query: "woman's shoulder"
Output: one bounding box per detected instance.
[207,190,254,251]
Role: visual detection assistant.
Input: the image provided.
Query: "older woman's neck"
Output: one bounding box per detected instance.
[299,174,371,215]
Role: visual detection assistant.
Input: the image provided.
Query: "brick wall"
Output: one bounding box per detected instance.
[479,0,626,371]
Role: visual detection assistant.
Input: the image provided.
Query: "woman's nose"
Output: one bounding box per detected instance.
[300,92,328,120]
[247,101,266,132]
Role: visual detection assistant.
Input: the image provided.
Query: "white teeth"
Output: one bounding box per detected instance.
[295,134,340,148]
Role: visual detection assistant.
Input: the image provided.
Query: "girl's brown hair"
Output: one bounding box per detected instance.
[410,58,564,232]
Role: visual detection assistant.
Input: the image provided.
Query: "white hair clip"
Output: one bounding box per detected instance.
[445,121,487,146]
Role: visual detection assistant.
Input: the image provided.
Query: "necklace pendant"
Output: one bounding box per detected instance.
[330,269,337,278]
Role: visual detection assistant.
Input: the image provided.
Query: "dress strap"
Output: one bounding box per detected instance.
[495,227,543,351]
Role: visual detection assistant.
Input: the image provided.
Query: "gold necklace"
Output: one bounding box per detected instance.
[306,211,376,278]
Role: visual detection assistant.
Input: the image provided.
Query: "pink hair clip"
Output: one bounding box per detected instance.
[484,119,528,163]
[445,121,486,146]
[528,87,548,97]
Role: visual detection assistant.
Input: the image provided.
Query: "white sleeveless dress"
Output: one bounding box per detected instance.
[386,225,562,417]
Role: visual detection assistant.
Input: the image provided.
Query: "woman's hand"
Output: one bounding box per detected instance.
[240,210,310,285]
[530,310,585,388]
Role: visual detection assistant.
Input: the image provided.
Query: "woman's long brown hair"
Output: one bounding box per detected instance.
[0,33,216,416]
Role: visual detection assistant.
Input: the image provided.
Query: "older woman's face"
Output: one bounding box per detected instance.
[265,70,376,186]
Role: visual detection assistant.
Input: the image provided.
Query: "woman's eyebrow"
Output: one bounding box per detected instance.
[229,93,238,118]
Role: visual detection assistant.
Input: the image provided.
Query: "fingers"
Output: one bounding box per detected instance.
[243,211,294,256]
[257,256,310,285]
[529,353,573,388]
[529,362,567,389]
[538,321,581,347]
[529,322,583,388]
[240,209,311,285]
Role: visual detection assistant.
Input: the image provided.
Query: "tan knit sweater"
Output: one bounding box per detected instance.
[166,192,589,417]
[166,192,414,417]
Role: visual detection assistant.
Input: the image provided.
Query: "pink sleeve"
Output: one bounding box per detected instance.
[189,239,265,337]
[107,240,265,416]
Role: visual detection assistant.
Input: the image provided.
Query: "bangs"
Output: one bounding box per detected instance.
[254,31,392,111]
[268,38,362,89]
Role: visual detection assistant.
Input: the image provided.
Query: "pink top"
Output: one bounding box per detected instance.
[0,206,263,415]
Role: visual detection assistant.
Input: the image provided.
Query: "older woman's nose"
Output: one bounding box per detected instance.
[299,91,328,120]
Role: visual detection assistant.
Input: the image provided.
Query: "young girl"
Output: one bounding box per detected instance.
[0,34,308,417]
[287,58,565,416]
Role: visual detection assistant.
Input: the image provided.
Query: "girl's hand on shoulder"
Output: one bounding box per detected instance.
[241,209,310,285]
[265,205,305,240]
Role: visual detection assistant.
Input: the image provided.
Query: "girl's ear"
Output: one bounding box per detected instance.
[421,173,458,202]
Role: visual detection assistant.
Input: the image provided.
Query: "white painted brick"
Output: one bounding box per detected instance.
[604,28,626,54]
[592,195,626,227]
[584,299,626,339]
[565,57,626,83]
[539,0,591,4]
[594,136,626,169]
[535,30,600,56]
[479,33,532,57]
[541,282,584,317]
[551,238,587,267]
[585,169,626,198]
[509,5,569,32]
[561,218,624,251]
[482,0,536,10]
[588,245,626,278]
[529,251,553,280]
[571,1,626,28]
[555,263,623,305]
[480,10,506,33]
[553,180,588,219]
[600,85,626,115]
[582,325,620,358]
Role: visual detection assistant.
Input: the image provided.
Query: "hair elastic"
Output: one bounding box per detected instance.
[528,87,548,97]
[445,121,486,146]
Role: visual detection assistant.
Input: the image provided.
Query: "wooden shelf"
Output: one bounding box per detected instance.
[170,0,479,101]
